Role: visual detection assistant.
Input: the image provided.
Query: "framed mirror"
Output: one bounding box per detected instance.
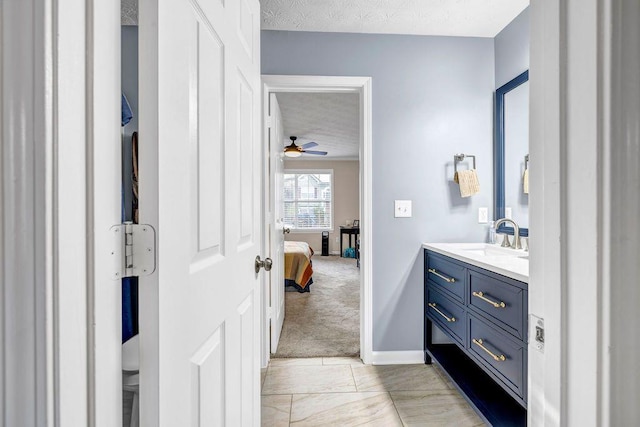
[494,70,529,237]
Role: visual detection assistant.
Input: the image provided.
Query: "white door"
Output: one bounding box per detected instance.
[138,0,262,425]
[267,93,286,353]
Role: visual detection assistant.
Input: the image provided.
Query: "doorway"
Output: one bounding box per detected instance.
[261,76,373,366]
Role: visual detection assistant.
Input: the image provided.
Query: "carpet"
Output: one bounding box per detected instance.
[273,255,360,358]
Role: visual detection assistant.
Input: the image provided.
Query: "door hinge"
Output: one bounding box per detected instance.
[267,306,273,319]
[266,116,273,128]
[110,222,156,279]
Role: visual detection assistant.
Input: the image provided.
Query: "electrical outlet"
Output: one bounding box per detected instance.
[530,314,544,353]
[505,207,513,219]
[478,207,488,223]
[394,200,412,218]
[335,236,339,243]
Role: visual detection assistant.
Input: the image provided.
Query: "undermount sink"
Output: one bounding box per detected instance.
[456,243,527,258]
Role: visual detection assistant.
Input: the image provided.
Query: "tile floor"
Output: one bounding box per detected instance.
[261,357,486,426]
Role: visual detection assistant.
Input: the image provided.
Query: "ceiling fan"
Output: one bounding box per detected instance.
[284,136,328,158]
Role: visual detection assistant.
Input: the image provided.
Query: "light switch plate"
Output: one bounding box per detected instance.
[505,207,513,219]
[394,200,412,218]
[478,207,488,223]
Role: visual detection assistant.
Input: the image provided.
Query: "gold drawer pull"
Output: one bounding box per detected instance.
[472,338,506,362]
[428,302,456,322]
[428,268,456,283]
[472,291,506,308]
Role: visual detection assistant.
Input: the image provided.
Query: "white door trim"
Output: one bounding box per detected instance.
[261,75,374,365]
[530,0,640,424]
[1,0,121,425]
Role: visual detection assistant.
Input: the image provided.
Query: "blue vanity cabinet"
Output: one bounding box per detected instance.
[424,249,528,426]
[426,254,466,303]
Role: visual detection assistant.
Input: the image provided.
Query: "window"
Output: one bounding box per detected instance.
[284,170,333,231]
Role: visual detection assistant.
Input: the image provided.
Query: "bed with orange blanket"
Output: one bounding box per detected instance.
[284,241,314,292]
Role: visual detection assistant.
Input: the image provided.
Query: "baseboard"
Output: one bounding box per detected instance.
[370,350,424,365]
[329,250,340,255]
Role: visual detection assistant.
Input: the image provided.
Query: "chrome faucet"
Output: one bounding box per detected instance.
[495,218,522,250]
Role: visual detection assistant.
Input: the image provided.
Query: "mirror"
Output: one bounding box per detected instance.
[494,70,529,236]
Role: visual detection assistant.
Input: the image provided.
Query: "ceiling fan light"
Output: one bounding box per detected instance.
[284,149,302,158]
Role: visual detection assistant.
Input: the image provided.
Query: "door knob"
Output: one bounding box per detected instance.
[255,256,273,273]
[283,227,291,234]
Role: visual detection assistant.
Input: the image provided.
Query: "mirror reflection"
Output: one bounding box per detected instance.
[504,80,529,228]
[495,71,529,235]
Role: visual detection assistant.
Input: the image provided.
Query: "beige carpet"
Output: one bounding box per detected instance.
[273,255,360,358]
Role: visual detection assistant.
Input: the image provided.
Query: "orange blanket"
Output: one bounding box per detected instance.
[284,241,314,290]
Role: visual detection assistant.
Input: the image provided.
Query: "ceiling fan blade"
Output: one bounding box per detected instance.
[300,141,318,149]
[303,150,328,156]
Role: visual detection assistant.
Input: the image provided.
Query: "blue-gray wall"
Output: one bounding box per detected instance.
[262,31,495,351]
[495,8,530,88]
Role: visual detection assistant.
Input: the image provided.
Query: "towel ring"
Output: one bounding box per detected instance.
[454,153,476,174]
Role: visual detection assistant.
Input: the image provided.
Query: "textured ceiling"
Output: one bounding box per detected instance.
[276,93,359,160]
[261,0,529,37]
[121,0,138,25]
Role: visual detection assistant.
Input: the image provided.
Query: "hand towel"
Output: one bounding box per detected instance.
[457,169,480,198]
[523,168,529,194]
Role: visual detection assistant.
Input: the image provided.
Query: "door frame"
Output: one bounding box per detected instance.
[0,0,122,425]
[260,75,373,366]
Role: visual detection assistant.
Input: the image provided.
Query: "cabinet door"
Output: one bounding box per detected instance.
[468,314,527,401]
[468,269,526,340]
[426,253,466,303]
[426,287,466,345]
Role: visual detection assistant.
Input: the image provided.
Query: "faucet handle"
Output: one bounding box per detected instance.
[512,235,523,250]
[500,234,511,248]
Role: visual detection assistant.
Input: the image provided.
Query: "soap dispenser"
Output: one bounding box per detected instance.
[488,221,497,244]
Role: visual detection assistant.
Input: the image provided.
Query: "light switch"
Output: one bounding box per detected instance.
[394,200,412,218]
[478,207,488,223]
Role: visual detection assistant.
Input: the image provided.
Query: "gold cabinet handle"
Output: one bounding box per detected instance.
[428,302,456,322]
[472,338,506,362]
[428,268,456,283]
[472,291,506,308]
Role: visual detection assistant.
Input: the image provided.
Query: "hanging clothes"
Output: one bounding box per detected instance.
[122,93,133,126]
[121,94,138,342]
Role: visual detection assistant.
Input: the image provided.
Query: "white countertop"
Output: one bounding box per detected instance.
[422,242,529,283]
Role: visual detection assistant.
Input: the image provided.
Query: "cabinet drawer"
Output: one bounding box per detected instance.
[468,314,526,399]
[426,254,466,303]
[426,287,466,345]
[468,270,525,340]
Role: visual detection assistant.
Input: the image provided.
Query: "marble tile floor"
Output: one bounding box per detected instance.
[261,357,486,426]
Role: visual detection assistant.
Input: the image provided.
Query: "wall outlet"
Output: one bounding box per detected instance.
[394,200,412,218]
[478,207,488,223]
[505,207,513,219]
[335,236,339,243]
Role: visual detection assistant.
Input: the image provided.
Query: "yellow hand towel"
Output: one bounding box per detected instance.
[457,169,480,198]
[523,169,529,194]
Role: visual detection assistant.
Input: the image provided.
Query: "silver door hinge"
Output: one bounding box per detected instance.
[110,222,156,279]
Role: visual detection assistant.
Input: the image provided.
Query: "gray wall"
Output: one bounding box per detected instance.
[495,7,530,229]
[122,26,138,221]
[262,31,495,351]
[495,8,530,88]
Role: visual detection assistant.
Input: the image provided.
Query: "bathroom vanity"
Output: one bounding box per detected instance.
[423,243,529,426]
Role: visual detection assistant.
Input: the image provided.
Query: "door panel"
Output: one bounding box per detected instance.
[139,0,261,425]
[268,94,285,353]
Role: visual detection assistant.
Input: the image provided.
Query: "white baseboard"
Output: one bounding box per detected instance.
[370,350,424,365]
[329,250,340,255]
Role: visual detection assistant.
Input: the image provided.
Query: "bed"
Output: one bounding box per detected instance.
[284,241,314,292]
